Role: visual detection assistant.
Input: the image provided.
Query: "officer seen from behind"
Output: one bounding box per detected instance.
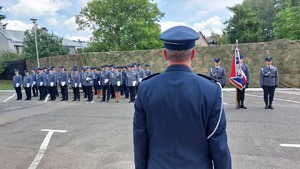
[133,26,231,169]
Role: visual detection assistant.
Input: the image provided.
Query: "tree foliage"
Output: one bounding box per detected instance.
[224,3,264,44]
[273,6,300,40]
[0,51,23,73]
[75,0,164,52]
[22,28,69,59]
[224,0,300,43]
[0,6,5,21]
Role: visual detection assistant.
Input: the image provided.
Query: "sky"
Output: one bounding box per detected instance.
[1,0,244,42]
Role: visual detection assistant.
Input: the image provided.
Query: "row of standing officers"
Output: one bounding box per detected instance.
[12,64,153,103]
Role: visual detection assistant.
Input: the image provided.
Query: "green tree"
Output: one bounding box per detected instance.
[0,6,6,29]
[224,3,264,44]
[22,28,69,59]
[75,0,164,52]
[0,51,23,73]
[273,6,300,40]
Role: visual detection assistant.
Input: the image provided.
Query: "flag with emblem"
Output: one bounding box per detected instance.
[229,48,247,90]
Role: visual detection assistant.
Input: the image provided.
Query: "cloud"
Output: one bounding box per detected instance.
[159,16,224,36]
[64,16,78,31]
[192,16,224,36]
[159,21,188,32]
[77,0,92,7]
[47,17,59,26]
[4,20,33,31]
[7,0,72,17]
[65,34,90,42]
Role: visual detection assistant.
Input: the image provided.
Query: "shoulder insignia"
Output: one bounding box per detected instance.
[197,73,218,83]
[142,73,160,82]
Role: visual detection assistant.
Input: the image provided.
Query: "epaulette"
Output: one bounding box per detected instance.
[197,73,218,83]
[142,73,160,82]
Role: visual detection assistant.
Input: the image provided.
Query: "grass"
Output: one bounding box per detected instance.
[0,80,14,90]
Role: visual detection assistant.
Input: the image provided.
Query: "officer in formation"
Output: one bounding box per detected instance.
[23,70,32,100]
[13,64,152,103]
[46,67,57,101]
[260,56,279,109]
[70,67,81,101]
[31,68,38,97]
[237,55,250,109]
[133,25,231,169]
[36,67,46,101]
[111,66,122,102]
[144,64,152,77]
[121,66,129,98]
[13,69,22,100]
[126,65,139,103]
[94,67,102,98]
[101,65,111,102]
[84,66,95,103]
[209,58,226,88]
[59,66,69,101]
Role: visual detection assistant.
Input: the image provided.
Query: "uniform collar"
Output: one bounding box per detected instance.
[165,65,192,72]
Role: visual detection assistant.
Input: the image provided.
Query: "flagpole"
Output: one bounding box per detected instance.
[235,39,239,109]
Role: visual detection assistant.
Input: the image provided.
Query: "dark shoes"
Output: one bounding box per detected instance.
[268,105,274,109]
[265,105,268,109]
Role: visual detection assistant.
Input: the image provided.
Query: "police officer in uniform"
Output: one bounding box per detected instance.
[59,66,69,101]
[13,69,22,101]
[36,67,46,101]
[84,66,95,103]
[126,65,139,103]
[46,67,57,101]
[31,68,38,97]
[101,65,111,102]
[237,55,250,109]
[71,67,81,101]
[133,26,231,169]
[144,64,152,77]
[209,58,226,88]
[260,57,279,109]
[23,70,32,100]
[121,66,129,98]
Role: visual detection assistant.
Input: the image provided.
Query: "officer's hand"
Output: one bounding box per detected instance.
[246,83,249,89]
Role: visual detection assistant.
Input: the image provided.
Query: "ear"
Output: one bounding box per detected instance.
[163,49,168,61]
[190,48,196,60]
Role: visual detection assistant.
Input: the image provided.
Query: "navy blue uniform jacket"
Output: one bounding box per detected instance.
[134,65,231,169]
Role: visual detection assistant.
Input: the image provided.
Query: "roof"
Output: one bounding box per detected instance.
[0,29,26,43]
[0,29,86,48]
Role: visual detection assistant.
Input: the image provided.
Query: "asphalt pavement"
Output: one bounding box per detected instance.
[0,89,299,169]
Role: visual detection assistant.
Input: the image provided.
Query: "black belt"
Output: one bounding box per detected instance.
[263,76,275,78]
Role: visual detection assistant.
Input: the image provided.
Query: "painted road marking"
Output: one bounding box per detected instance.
[245,93,300,104]
[28,129,67,169]
[3,94,16,102]
[44,94,50,103]
[280,144,300,148]
[226,91,300,104]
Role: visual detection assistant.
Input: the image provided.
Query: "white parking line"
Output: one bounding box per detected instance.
[3,94,16,102]
[28,129,67,169]
[280,144,300,148]
[44,94,50,103]
[226,91,300,104]
[245,93,300,104]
